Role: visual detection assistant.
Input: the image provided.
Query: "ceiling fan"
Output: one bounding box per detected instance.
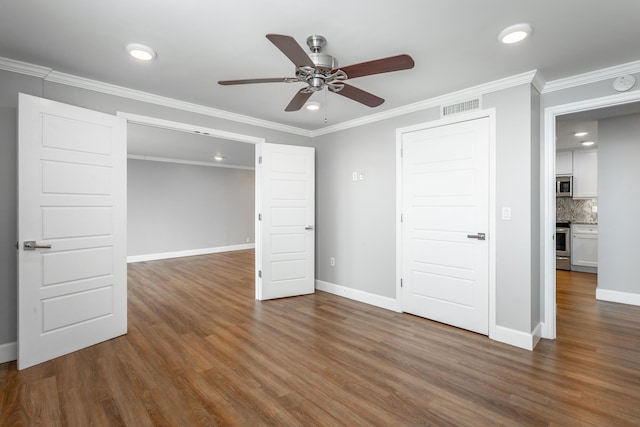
[218,34,415,112]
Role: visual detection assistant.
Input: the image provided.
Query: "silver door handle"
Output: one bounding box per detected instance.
[305,226,314,230]
[467,233,486,240]
[23,240,52,251]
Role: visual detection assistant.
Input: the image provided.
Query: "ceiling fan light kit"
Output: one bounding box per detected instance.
[218,34,415,112]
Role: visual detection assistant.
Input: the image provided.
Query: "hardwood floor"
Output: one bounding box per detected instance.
[2,253,640,426]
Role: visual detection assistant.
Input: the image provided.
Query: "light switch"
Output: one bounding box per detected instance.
[359,171,365,181]
[502,207,512,220]
[352,171,358,181]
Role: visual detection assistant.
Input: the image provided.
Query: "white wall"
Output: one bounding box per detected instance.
[127,159,255,258]
[597,113,640,295]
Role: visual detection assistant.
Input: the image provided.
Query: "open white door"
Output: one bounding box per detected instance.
[401,116,490,335]
[18,93,127,369]
[256,142,315,300]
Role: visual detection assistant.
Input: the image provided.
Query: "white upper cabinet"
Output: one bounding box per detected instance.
[573,149,598,198]
[556,150,573,175]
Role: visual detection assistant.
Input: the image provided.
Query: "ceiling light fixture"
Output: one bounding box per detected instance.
[574,131,588,137]
[581,141,596,146]
[126,43,157,61]
[214,155,224,161]
[305,101,321,111]
[498,23,532,44]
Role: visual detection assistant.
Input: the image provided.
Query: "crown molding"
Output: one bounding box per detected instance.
[0,56,51,78]
[311,70,539,137]
[542,60,640,93]
[44,70,312,137]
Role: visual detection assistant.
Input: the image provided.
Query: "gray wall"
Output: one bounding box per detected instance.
[0,71,42,345]
[597,113,640,294]
[128,159,254,256]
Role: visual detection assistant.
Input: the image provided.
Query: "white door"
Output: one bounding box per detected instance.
[401,116,490,335]
[256,142,315,300]
[18,93,127,369]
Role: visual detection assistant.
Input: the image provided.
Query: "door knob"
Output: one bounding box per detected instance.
[467,233,486,240]
[23,241,52,251]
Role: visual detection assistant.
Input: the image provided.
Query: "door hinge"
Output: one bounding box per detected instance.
[258,156,262,164]
[258,270,262,278]
[400,278,403,288]
[15,241,19,250]
[400,147,403,158]
[400,213,403,223]
[258,213,262,221]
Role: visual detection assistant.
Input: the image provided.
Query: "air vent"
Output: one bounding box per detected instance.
[441,98,481,117]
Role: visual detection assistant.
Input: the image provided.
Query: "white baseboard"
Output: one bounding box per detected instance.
[315,280,401,312]
[596,288,640,307]
[0,341,17,364]
[127,243,255,263]
[491,323,541,351]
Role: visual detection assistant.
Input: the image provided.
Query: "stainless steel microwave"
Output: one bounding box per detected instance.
[556,176,572,197]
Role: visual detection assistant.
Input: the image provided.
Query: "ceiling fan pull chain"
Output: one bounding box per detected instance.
[324,86,328,124]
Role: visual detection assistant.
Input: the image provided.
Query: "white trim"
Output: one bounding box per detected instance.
[127,243,255,263]
[542,88,640,340]
[0,56,51,78]
[313,70,539,137]
[2,54,541,138]
[127,154,255,171]
[596,289,640,307]
[46,71,311,137]
[395,109,497,338]
[0,341,17,363]
[315,280,400,312]
[542,60,640,93]
[118,112,265,144]
[492,324,541,351]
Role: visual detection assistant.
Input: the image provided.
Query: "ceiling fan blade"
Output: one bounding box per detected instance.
[218,77,297,85]
[285,89,313,112]
[334,83,384,107]
[337,54,415,79]
[266,34,315,68]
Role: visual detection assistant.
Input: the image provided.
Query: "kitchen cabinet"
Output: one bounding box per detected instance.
[556,150,573,175]
[572,149,597,198]
[572,224,598,268]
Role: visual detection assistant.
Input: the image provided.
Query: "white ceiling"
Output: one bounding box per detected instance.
[2,0,640,133]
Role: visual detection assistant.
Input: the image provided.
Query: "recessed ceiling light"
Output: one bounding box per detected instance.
[214,155,224,161]
[305,101,321,111]
[574,131,588,137]
[126,43,157,61]
[498,23,532,44]
[581,141,596,146]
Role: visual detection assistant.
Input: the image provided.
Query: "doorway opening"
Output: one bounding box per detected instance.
[118,112,264,289]
[542,91,640,339]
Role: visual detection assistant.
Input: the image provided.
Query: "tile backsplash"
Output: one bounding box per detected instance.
[557,198,598,223]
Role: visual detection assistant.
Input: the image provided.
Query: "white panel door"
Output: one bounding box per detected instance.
[402,117,489,335]
[18,93,127,369]
[257,143,315,300]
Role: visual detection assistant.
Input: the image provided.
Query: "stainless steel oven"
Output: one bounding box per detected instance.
[556,221,571,270]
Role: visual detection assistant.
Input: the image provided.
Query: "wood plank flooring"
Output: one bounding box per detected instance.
[2,252,640,426]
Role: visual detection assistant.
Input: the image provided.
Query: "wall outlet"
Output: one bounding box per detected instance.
[246,237,250,243]
[352,171,358,181]
[592,205,598,213]
[501,207,512,220]
[330,257,335,267]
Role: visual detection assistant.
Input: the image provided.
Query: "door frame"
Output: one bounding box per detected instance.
[395,108,497,338]
[541,89,640,340]
[116,112,265,297]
